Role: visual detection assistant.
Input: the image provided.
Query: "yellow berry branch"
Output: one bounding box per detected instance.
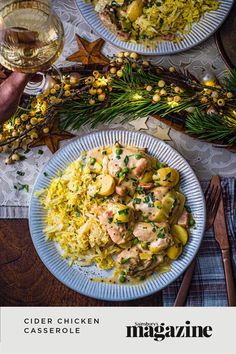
[1,51,236,163]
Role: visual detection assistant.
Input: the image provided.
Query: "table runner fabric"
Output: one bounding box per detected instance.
[162,177,236,307]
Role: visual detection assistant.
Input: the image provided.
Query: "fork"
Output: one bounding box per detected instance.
[174,178,222,306]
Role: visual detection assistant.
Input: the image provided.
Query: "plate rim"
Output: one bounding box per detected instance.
[29,129,206,301]
[75,0,234,55]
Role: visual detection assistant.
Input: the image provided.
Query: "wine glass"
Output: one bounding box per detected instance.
[0,0,64,95]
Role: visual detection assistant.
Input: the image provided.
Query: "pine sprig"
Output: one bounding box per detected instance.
[225,69,236,94]
[58,60,236,149]
[59,63,195,131]
[186,109,236,144]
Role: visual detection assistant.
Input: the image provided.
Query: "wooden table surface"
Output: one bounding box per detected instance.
[0,219,163,306]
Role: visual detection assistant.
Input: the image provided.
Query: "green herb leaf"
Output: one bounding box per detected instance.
[118,208,129,215]
[124,155,129,166]
[121,257,131,264]
[17,171,25,176]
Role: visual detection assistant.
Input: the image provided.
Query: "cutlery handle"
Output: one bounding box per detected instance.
[174,258,196,306]
[222,249,236,306]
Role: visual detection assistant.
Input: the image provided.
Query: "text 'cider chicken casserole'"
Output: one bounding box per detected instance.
[36,144,195,284]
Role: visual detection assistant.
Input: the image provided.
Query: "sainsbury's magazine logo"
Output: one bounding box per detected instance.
[126,321,213,342]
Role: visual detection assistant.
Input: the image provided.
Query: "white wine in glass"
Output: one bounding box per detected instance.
[0,0,64,93]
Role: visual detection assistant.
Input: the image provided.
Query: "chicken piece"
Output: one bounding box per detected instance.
[98,209,132,245]
[133,222,155,242]
[116,179,137,197]
[149,235,173,254]
[116,185,127,197]
[134,195,161,222]
[177,210,189,228]
[116,247,140,269]
[138,182,154,190]
[87,148,104,163]
[152,186,170,201]
[116,246,164,277]
[133,222,169,242]
[117,31,131,41]
[108,146,151,179]
[133,158,148,177]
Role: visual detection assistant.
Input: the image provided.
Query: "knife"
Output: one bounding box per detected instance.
[213,176,236,306]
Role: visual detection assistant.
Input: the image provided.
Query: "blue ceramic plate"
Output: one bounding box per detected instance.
[75,0,233,55]
[29,130,206,301]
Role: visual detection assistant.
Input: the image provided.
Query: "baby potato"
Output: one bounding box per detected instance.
[96,174,116,196]
[167,243,183,260]
[171,224,188,246]
[155,167,179,187]
[154,167,179,187]
[113,203,131,223]
[127,0,143,22]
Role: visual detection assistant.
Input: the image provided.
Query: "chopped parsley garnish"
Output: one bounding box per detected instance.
[14,183,29,192]
[152,227,156,232]
[164,172,172,181]
[44,172,49,177]
[108,217,113,224]
[121,257,131,264]
[116,155,121,160]
[148,203,154,208]
[122,167,129,174]
[157,231,165,239]
[189,218,195,227]
[141,242,148,249]
[90,157,96,165]
[157,162,167,169]
[132,238,139,245]
[136,186,144,193]
[102,150,107,155]
[38,149,44,155]
[20,155,27,161]
[124,155,129,166]
[185,205,192,213]
[118,208,129,215]
[17,171,25,176]
[133,198,141,204]
[119,275,126,283]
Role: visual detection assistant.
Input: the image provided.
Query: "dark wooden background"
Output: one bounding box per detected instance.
[0,219,163,306]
